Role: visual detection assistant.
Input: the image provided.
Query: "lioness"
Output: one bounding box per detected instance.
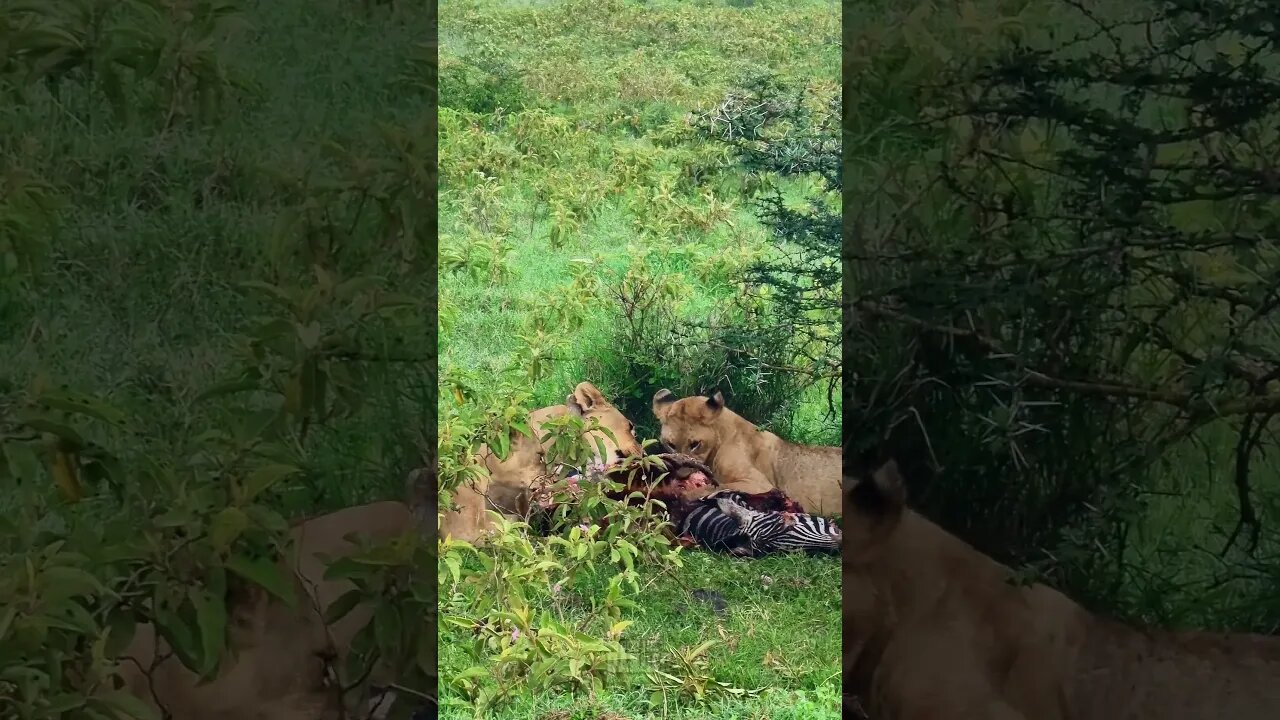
[117,501,431,720]
[844,460,1280,719]
[651,389,841,516]
[115,554,346,720]
[441,381,642,543]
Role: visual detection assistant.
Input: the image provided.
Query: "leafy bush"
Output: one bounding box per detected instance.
[0,266,430,718]
[1,2,438,716]
[436,2,840,716]
[590,75,842,438]
[439,50,532,116]
[847,0,1280,627]
[0,0,250,129]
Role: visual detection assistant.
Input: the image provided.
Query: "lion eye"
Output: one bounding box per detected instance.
[690,441,701,451]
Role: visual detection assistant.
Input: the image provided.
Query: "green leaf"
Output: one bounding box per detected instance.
[225,554,296,608]
[44,598,99,635]
[444,554,462,585]
[242,463,302,503]
[154,607,201,672]
[103,610,137,659]
[238,280,298,311]
[323,588,365,625]
[245,505,289,533]
[370,291,420,312]
[194,376,261,404]
[43,693,87,713]
[14,413,85,447]
[283,373,304,415]
[297,322,322,350]
[373,605,403,659]
[493,430,509,461]
[3,442,43,483]
[335,275,381,300]
[152,508,193,528]
[248,317,295,345]
[209,507,250,553]
[686,639,719,661]
[39,391,127,426]
[40,565,104,599]
[309,361,327,417]
[0,606,15,642]
[190,587,227,678]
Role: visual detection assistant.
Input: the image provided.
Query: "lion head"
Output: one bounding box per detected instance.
[843,458,907,564]
[534,381,643,465]
[569,381,643,461]
[115,568,346,720]
[650,388,727,463]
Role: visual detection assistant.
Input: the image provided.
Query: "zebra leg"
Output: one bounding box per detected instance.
[715,497,755,527]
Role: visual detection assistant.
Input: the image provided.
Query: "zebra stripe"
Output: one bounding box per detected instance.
[678,491,841,557]
[680,499,755,555]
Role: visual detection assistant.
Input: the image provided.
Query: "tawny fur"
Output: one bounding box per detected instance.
[115,501,429,720]
[440,382,642,544]
[652,389,841,516]
[844,461,1280,720]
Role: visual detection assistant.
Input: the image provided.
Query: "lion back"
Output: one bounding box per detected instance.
[774,441,842,516]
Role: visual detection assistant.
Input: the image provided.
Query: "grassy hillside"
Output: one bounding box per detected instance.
[0,1,436,716]
[438,0,840,717]
[1,0,434,515]
[439,0,840,442]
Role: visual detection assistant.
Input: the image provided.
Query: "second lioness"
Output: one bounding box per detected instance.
[652,389,841,516]
[440,381,643,543]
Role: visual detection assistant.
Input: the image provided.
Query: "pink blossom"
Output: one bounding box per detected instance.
[577,523,591,535]
[552,582,563,595]
[511,627,520,642]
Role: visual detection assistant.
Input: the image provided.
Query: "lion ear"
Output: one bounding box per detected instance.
[565,395,587,418]
[705,391,725,415]
[573,382,605,410]
[847,459,906,519]
[652,389,676,419]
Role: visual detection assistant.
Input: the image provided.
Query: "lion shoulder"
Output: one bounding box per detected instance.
[773,440,841,480]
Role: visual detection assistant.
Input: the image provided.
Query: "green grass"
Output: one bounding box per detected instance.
[0,0,439,714]
[439,0,839,428]
[1122,420,1280,630]
[439,552,841,719]
[438,0,839,716]
[2,0,839,715]
[476,686,841,720]
[1,0,434,514]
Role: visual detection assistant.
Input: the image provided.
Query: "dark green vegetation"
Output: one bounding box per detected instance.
[437,0,839,717]
[1,1,434,717]
[848,0,1280,635]
[2,0,433,513]
[438,0,840,443]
